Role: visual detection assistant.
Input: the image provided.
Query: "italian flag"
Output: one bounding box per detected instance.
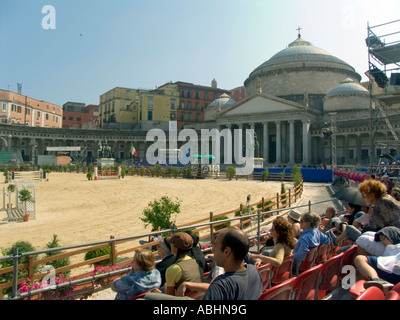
[130,143,138,157]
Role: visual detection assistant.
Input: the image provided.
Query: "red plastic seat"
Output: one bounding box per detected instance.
[315,243,331,265]
[385,290,400,300]
[270,254,294,286]
[292,264,323,300]
[258,277,296,300]
[295,246,319,276]
[390,282,400,293]
[356,286,385,300]
[317,252,345,299]
[340,245,358,268]
[257,263,272,292]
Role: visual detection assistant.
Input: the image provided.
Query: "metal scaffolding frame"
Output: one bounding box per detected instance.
[366,19,400,169]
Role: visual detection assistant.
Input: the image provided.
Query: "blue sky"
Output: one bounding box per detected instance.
[1,0,399,107]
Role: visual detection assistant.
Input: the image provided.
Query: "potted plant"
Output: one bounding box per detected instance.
[18,188,34,222]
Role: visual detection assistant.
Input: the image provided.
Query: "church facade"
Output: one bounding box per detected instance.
[194,35,400,168]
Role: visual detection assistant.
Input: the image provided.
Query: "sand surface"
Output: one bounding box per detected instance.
[0,172,283,252]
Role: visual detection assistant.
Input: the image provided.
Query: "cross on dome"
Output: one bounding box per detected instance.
[297,26,302,38]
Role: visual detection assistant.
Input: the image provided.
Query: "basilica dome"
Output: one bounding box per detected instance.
[204,93,236,121]
[244,36,362,105]
[324,78,370,112]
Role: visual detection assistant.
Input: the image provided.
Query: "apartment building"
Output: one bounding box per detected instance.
[0,89,62,128]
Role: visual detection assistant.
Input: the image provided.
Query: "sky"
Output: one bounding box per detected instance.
[1,0,400,107]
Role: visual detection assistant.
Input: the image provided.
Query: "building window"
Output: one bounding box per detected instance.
[170,112,176,120]
[180,112,185,121]
[147,96,153,108]
[2,103,6,111]
[126,89,130,99]
[187,90,191,98]
[195,102,199,110]
[187,113,192,121]
[180,101,185,109]
[46,114,49,120]
[204,92,208,100]
[195,113,200,122]
[77,117,81,122]
[187,102,191,110]
[69,117,73,121]
[17,106,21,113]
[170,98,176,110]
[180,90,185,97]
[195,91,199,99]
[148,110,153,120]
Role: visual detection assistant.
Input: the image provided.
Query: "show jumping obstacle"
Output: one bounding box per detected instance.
[93,164,122,180]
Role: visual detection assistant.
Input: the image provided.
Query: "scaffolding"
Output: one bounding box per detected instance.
[366,19,400,169]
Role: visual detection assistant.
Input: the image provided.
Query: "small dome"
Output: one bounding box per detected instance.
[207,93,236,109]
[325,78,369,98]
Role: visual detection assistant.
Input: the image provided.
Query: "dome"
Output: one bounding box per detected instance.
[244,36,362,99]
[204,93,236,121]
[324,78,370,112]
[207,93,236,109]
[325,78,369,98]
[252,37,354,72]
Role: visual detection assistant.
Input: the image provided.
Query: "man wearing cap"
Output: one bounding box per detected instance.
[164,232,204,296]
[354,226,400,289]
[155,237,175,289]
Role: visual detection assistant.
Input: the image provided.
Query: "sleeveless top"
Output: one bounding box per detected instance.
[165,255,203,290]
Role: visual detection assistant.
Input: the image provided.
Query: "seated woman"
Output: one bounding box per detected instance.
[111,248,161,300]
[293,211,330,272]
[164,232,204,296]
[358,179,400,232]
[248,216,296,268]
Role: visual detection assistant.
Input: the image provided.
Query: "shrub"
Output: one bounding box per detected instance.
[44,234,71,276]
[292,165,303,187]
[261,169,269,182]
[225,166,236,180]
[84,246,111,266]
[140,196,181,231]
[212,215,231,231]
[0,241,38,295]
[281,182,287,205]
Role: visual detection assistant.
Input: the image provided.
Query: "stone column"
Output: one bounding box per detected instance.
[276,121,281,164]
[263,122,269,165]
[302,119,310,165]
[289,120,295,164]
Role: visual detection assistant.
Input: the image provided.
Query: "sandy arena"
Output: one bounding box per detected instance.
[0,172,283,252]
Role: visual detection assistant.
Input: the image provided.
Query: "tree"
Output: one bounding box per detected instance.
[18,188,34,215]
[44,234,71,276]
[140,196,181,231]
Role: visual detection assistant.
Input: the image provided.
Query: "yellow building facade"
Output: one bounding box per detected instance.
[99,86,178,128]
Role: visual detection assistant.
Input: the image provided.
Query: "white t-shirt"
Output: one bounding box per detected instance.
[356,231,386,256]
[377,244,400,275]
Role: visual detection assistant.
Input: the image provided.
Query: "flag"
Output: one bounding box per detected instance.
[130,143,138,157]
